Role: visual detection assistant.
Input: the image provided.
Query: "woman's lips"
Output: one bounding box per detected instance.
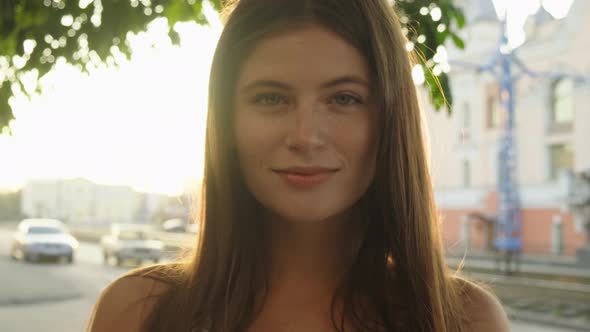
[273,167,338,188]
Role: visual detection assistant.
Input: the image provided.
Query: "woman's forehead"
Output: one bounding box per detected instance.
[237,24,370,87]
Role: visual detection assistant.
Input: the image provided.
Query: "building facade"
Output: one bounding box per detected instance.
[22,178,141,224]
[21,178,192,226]
[424,0,590,256]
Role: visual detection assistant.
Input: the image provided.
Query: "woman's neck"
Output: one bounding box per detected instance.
[263,210,363,300]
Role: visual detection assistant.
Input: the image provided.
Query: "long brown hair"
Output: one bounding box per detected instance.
[136,0,468,331]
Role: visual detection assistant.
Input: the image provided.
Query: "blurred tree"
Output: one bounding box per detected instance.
[0,190,22,220]
[0,0,465,132]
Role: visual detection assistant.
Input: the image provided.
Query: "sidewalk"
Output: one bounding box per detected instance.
[446,251,590,331]
[446,250,590,279]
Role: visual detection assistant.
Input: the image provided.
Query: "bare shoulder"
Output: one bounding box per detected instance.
[459,279,510,332]
[87,270,171,332]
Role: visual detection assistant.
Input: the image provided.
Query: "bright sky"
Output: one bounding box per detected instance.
[493,0,575,48]
[0,0,575,195]
[0,3,221,195]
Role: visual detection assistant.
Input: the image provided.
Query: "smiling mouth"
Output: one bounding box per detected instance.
[272,167,339,187]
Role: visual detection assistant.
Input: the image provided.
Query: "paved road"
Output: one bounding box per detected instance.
[511,321,573,332]
[0,229,132,332]
[0,228,576,332]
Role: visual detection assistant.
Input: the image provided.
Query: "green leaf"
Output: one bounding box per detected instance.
[208,0,223,11]
[451,33,465,49]
[0,34,17,56]
[454,9,466,28]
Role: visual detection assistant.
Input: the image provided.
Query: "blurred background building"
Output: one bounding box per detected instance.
[20,178,191,225]
[425,0,590,256]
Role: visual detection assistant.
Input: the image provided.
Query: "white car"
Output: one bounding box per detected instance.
[161,218,186,233]
[101,223,164,266]
[10,218,78,263]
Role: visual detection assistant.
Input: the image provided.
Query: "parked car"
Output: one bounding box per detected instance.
[161,218,186,233]
[101,223,164,266]
[10,218,78,263]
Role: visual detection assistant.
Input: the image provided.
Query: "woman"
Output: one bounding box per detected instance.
[88,0,510,331]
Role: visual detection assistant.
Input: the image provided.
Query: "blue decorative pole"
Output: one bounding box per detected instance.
[494,17,522,257]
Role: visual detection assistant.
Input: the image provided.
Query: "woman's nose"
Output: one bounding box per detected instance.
[284,102,325,152]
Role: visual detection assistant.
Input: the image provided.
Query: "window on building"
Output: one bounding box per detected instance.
[459,102,471,143]
[486,84,502,129]
[551,79,574,129]
[463,102,471,129]
[549,144,574,180]
[463,160,472,187]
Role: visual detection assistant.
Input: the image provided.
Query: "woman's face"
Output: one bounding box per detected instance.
[234,24,378,223]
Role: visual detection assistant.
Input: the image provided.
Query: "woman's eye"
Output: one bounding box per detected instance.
[330,93,362,106]
[251,93,288,106]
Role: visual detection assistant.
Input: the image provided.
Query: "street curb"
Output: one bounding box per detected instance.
[508,308,590,331]
[446,256,590,280]
[447,252,578,268]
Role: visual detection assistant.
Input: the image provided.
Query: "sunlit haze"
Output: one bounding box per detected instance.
[0,3,221,195]
[0,0,575,195]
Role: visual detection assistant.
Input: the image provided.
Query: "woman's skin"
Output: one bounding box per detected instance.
[234,24,377,329]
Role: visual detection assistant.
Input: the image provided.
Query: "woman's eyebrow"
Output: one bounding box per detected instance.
[319,75,369,89]
[240,80,292,94]
[239,75,369,94]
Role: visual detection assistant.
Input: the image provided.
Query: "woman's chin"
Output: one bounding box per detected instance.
[267,206,350,226]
